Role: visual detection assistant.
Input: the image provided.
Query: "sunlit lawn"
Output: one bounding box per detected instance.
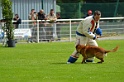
[0,40,124,82]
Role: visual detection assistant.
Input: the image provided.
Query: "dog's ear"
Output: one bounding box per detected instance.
[76,45,80,53]
[75,39,81,53]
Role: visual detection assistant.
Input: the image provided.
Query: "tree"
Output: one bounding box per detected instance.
[84,0,124,3]
[1,0,15,47]
[57,0,83,18]
[57,0,124,3]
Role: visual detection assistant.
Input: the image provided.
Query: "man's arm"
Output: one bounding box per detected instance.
[82,20,96,39]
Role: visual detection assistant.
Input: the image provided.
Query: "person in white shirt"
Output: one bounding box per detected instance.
[67,10,102,63]
[47,9,57,22]
[46,9,57,41]
[28,9,37,43]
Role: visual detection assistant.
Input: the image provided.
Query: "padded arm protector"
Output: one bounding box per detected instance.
[96,28,102,36]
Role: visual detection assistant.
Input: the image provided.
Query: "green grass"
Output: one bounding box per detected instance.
[0,40,124,82]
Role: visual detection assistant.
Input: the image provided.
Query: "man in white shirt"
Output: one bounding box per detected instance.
[67,10,102,63]
[46,9,57,41]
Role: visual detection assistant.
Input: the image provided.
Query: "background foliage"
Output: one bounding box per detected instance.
[1,0,14,40]
[57,0,124,18]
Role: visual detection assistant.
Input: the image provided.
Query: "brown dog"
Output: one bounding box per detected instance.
[76,43,119,63]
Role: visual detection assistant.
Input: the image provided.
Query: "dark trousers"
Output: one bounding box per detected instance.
[46,27,53,40]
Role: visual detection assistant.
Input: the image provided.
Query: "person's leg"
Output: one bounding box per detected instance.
[67,35,88,63]
[86,39,98,62]
[43,28,46,40]
[56,25,61,40]
[46,27,52,41]
[39,24,45,41]
[30,26,35,43]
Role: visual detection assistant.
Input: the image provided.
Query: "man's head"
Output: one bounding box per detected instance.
[31,9,35,13]
[40,9,44,14]
[93,10,101,22]
[15,14,19,18]
[50,9,54,15]
[88,10,92,16]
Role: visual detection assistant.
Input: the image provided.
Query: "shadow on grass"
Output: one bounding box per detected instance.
[51,62,67,64]
[50,62,101,65]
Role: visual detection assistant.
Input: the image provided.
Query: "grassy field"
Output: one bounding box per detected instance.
[0,40,124,82]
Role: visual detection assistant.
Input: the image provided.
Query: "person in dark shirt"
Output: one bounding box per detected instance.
[13,14,21,29]
[37,9,46,20]
[56,13,61,19]
[37,9,47,41]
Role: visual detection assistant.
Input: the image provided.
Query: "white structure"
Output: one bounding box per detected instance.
[0,0,56,20]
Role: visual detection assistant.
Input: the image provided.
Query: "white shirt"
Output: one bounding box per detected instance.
[77,16,99,39]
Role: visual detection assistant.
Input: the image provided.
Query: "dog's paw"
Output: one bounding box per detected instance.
[81,62,87,64]
[97,62,102,63]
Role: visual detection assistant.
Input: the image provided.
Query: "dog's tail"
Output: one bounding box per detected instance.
[105,46,119,53]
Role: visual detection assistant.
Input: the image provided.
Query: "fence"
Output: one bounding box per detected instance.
[57,2,124,18]
[0,17,124,43]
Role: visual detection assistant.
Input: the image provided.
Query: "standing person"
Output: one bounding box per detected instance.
[56,13,61,40]
[83,10,93,18]
[37,9,47,41]
[28,9,37,42]
[47,9,57,22]
[67,10,102,63]
[87,10,93,16]
[13,14,21,29]
[46,9,57,41]
[84,10,102,39]
[38,9,46,20]
[56,13,61,19]
[28,9,37,27]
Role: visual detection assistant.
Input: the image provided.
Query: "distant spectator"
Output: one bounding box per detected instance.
[47,9,57,23]
[28,9,37,27]
[37,9,47,41]
[83,10,93,18]
[46,9,57,41]
[37,9,47,26]
[87,10,93,16]
[13,14,21,29]
[38,9,46,21]
[56,13,61,19]
[28,9,37,43]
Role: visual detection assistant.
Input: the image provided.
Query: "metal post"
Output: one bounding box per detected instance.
[78,2,81,18]
[69,20,72,42]
[37,20,39,43]
[114,0,119,17]
[53,23,57,39]
[54,0,56,13]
